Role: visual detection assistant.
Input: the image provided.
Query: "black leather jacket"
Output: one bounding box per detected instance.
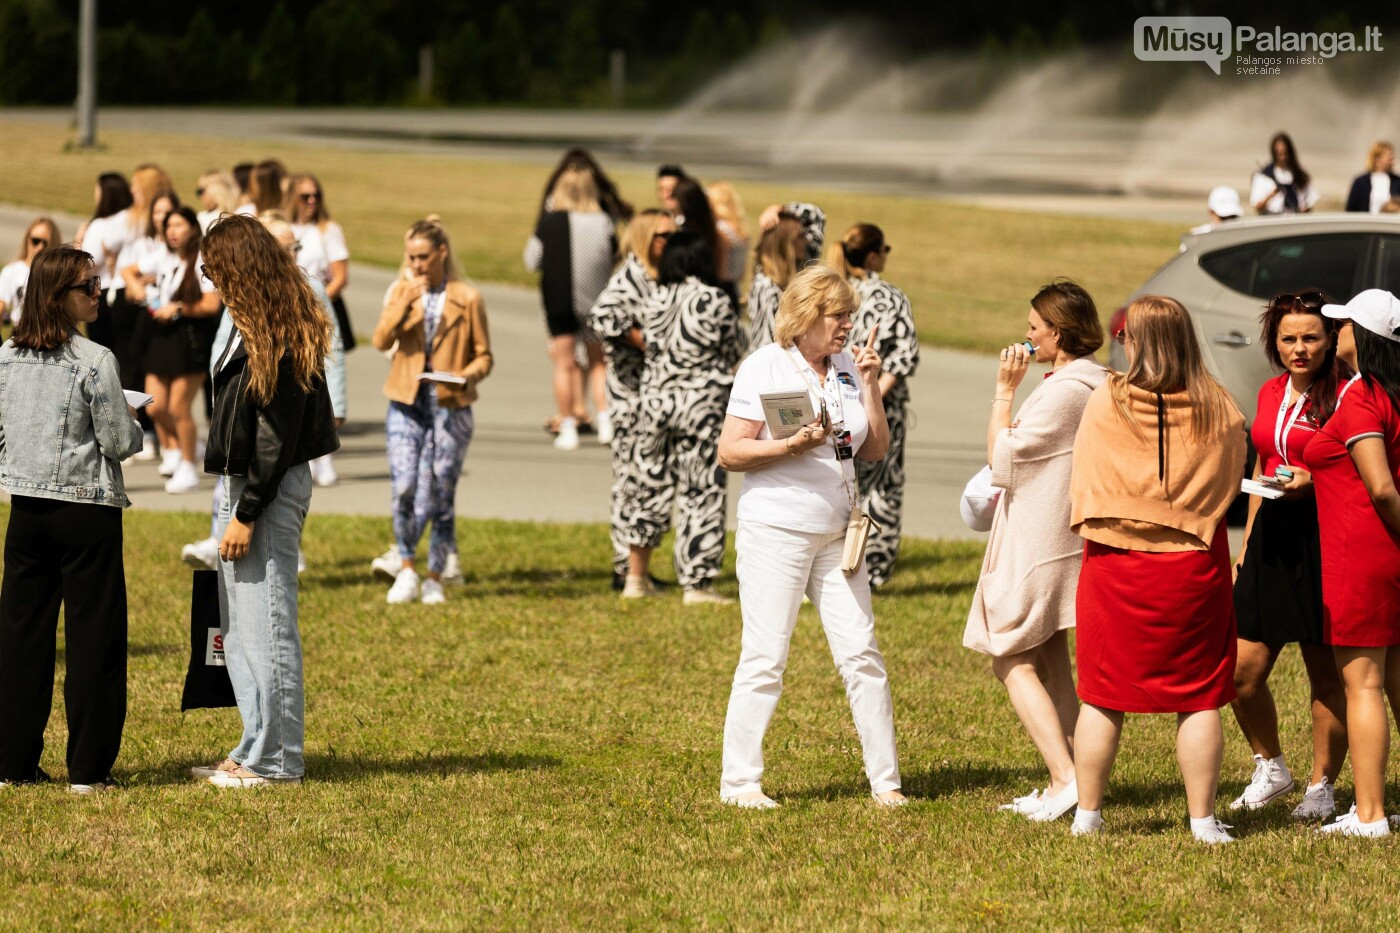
[204,338,339,524]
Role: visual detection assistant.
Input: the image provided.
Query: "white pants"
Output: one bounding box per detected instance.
[720,520,901,798]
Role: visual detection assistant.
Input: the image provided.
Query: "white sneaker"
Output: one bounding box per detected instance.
[208,770,302,788]
[721,791,778,810]
[164,461,201,494]
[1292,777,1337,821]
[554,417,579,451]
[596,410,614,445]
[421,579,445,605]
[1027,780,1078,822]
[621,574,656,599]
[386,568,420,604]
[1229,754,1294,811]
[371,548,403,582]
[158,448,182,477]
[998,788,1044,814]
[683,586,734,606]
[1191,817,1236,845]
[181,536,220,571]
[68,780,116,795]
[133,433,159,461]
[1319,805,1391,837]
[311,455,338,487]
[442,552,464,585]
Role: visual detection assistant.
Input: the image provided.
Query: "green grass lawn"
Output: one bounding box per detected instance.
[0,506,1395,928]
[0,118,1182,354]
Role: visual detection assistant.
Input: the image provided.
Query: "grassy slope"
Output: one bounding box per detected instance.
[0,507,1392,928]
[0,118,1181,353]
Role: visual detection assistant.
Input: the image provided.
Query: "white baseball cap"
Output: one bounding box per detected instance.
[1207,186,1242,218]
[1322,288,1400,343]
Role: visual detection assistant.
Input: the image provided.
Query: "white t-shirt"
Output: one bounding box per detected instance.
[151,251,216,309]
[81,209,138,288]
[0,260,28,321]
[291,221,349,285]
[1249,167,1320,214]
[1370,172,1393,214]
[727,342,870,534]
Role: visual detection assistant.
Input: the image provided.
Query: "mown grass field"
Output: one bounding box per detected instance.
[0,506,1395,928]
[0,117,1182,354]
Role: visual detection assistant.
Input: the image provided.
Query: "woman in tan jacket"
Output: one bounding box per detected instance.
[372,217,492,606]
[1068,295,1246,844]
[964,280,1108,823]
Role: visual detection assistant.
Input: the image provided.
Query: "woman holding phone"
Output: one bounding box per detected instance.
[717,265,905,809]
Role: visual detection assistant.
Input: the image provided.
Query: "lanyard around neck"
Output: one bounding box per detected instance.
[786,346,845,426]
[1274,380,1312,467]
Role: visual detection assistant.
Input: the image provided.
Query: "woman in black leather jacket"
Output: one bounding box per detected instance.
[194,213,337,788]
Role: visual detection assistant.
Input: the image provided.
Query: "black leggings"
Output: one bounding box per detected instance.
[0,497,127,784]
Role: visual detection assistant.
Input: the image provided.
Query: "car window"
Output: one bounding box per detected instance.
[1199,234,1370,301]
[1378,235,1400,292]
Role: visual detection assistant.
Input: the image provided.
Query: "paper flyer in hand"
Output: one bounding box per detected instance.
[759,390,816,440]
[417,372,467,385]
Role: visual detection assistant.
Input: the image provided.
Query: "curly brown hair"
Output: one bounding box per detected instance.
[202,214,330,405]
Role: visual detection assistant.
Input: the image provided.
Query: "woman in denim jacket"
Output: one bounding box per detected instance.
[0,246,143,793]
[195,214,338,788]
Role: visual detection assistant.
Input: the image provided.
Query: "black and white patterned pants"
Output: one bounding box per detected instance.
[856,400,907,588]
[621,382,729,588]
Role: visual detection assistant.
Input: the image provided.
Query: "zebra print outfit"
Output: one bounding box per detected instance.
[849,272,920,588]
[745,202,826,350]
[588,253,659,576]
[621,278,745,588]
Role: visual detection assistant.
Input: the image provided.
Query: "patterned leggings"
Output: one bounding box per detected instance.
[856,401,907,588]
[608,392,652,576]
[386,387,474,575]
[621,382,728,588]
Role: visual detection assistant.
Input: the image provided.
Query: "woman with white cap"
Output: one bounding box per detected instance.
[1189,187,1243,235]
[1304,288,1400,836]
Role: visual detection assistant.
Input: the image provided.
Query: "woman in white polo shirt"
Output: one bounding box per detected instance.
[716,264,905,810]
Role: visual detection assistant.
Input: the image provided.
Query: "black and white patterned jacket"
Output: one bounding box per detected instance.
[745,202,825,350]
[641,278,745,394]
[589,252,656,399]
[849,272,919,408]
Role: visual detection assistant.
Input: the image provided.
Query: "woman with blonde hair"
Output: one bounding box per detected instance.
[195,213,339,787]
[373,217,493,606]
[589,208,676,588]
[0,216,60,325]
[1068,295,1246,843]
[826,223,921,587]
[1345,141,1400,213]
[524,159,616,451]
[194,170,239,232]
[747,202,824,349]
[707,181,750,296]
[717,264,904,808]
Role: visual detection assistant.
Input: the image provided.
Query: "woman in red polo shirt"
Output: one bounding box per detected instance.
[1304,289,1400,837]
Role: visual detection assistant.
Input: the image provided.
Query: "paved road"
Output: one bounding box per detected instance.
[0,204,1012,543]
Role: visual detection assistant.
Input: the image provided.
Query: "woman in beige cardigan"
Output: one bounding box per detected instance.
[964,280,1108,822]
[1068,295,1246,844]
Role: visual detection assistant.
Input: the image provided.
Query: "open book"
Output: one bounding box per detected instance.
[417,372,467,386]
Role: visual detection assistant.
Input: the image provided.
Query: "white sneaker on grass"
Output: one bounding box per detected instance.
[1027,780,1078,822]
[1070,809,1104,837]
[1319,805,1391,837]
[421,579,445,605]
[1292,778,1336,820]
[164,461,201,494]
[69,779,116,795]
[372,549,403,582]
[1191,817,1235,844]
[1229,754,1293,811]
[721,791,778,810]
[181,536,220,571]
[442,552,463,585]
[998,788,1044,814]
[386,568,420,605]
[683,586,734,606]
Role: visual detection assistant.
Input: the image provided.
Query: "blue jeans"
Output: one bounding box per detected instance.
[386,387,473,574]
[216,464,311,779]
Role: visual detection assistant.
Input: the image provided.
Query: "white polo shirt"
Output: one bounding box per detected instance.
[727,342,869,534]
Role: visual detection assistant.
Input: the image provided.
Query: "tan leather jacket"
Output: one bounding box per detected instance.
[372,279,492,408]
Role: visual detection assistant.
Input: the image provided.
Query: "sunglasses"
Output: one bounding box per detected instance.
[1269,291,1325,312]
[66,276,101,298]
[200,263,214,284]
[1114,330,1132,346]
[882,244,892,254]
[195,187,206,197]
[29,237,48,248]
[652,231,674,242]
[298,193,319,203]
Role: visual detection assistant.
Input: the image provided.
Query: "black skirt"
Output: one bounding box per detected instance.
[1233,495,1324,645]
[144,316,214,378]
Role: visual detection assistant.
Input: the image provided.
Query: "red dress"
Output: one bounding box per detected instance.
[1301,377,1400,647]
[1076,525,1237,713]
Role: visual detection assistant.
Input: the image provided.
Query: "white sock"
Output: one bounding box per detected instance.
[1073,807,1102,827]
[1268,754,1289,771]
[1190,814,1219,832]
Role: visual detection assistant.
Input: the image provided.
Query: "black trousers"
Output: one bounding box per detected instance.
[0,496,127,784]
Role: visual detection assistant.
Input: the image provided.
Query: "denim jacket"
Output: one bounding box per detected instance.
[0,334,143,507]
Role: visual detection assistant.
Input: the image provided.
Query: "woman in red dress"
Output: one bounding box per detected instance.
[1068,295,1247,844]
[1303,289,1400,837]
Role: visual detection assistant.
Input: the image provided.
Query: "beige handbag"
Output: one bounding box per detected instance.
[840,503,881,577]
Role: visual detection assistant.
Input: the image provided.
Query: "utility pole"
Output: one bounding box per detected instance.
[76,0,97,147]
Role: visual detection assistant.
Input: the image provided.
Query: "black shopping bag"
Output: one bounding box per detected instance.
[180,570,237,711]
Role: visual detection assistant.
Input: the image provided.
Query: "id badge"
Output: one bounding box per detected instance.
[832,423,853,461]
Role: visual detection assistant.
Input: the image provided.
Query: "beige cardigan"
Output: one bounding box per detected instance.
[964,358,1109,657]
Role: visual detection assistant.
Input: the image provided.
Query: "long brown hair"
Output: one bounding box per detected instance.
[202,214,330,404]
[249,159,288,215]
[1112,295,1236,438]
[164,207,204,306]
[12,247,92,351]
[1258,292,1350,426]
[756,216,807,289]
[285,172,332,228]
[825,223,884,279]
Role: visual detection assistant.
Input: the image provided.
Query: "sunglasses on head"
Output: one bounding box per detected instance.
[66,276,101,298]
[29,237,48,248]
[1269,291,1326,312]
